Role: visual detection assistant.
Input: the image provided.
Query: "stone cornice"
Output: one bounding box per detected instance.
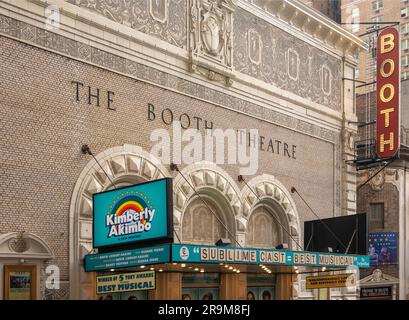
[242,0,368,58]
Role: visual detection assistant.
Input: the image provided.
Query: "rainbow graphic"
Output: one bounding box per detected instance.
[112,196,147,216]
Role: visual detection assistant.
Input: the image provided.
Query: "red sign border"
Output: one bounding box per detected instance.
[376,27,400,159]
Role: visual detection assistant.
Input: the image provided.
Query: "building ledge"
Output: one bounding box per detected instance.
[242,0,368,57]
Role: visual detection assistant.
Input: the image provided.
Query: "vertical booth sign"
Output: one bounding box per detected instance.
[377,27,400,159]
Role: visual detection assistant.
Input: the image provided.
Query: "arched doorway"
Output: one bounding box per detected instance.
[173,163,241,300]
[0,232,54,300]
[180,180,238,245]
[246,202,282,249]
[181,195,230,246]
[69,144,170,299]
[240,174,301,300]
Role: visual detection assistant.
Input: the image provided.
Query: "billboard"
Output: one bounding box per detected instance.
[376,27,400,159]
[360,287,392,299]
[304,213,368,255]
[93,178,173,249]
[368,232,398,265]
[306,274,356,289]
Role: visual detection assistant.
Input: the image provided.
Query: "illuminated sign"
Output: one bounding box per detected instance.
[172,244,370,268]
[368,232,398,266]
[306,274,356,289]
[96,271,156,294]
[93,178,173,249]
[360,287,392,299]
[85,244,171,272]
[85,244,370,272]
[376,27,400,159]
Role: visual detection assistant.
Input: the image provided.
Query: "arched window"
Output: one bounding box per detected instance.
[246,202,288,249]
[181,194,233,246]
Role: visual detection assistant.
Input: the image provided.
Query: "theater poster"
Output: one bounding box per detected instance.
[4,265,36,300]
[368,233,398,266]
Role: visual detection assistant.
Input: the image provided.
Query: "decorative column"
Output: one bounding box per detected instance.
[220,273,247,300]
[341,60,359,216]
[149,272,182,300]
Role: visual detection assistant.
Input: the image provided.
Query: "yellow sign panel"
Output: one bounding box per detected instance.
[96,270,155,294]
[306,273,356,289]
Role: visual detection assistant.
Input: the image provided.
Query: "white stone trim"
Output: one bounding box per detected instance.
[0,232,54,260]
[238,0,366,58]
[247,28,262,65]
[173,162,242,244]
[287,48,300,81]
[149,0,169,24]
[239,174,302,250]
[68,144,170,299]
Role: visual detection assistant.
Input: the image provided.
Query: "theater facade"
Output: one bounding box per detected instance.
[0,0,367,300]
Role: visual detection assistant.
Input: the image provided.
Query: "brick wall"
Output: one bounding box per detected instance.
[357,183,399,232]
[357,183,399,279]
[0,35,339,283]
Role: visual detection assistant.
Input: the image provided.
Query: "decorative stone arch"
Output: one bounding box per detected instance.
[0,232,54,300]
[69,144,170,299]
[0,232,54,260]
[173,162,242,245]
[360,269,399,300]
[239,174,301,250]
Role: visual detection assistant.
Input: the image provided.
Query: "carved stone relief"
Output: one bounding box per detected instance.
[189,0,237,85]
[248,28,262,65]
[150,0,169,23]
[287,48,300,81]
[246,208,279,249]
[233,7,342,111]
[343,129,356,154]
[321,65,332,96]
[181,197,226,245]
[358,168,398,191]
[368,170,386,191]
[65,1,341,107]
[67,0,187,48]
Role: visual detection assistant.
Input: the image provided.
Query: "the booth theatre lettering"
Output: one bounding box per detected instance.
[148,103,297,159]
[69,82,297,159]
[71,81,115,110]
[148,103,214,130]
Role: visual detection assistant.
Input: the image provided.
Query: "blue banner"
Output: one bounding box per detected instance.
[85,244,171,272]
[368,232,398,265]
[172,244,370,268]
[93,178,172,248]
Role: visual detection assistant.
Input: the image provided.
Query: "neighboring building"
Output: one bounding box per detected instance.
[341,0,409,93]
[0,0,365,300]
[302,0,342,22]
[354,79,409,300]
